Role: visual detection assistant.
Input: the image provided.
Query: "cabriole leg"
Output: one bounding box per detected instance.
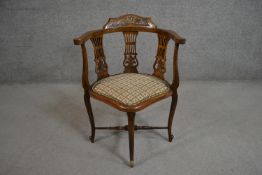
[84,92,95,143]
[127,112,135,167]
[168,92,178,142]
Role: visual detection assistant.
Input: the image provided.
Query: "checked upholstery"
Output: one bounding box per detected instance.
[92,73,171,106]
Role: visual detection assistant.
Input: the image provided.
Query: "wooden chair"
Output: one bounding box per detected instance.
[73,14,185,167]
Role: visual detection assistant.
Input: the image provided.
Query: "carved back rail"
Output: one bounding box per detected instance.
[103,14,157,29]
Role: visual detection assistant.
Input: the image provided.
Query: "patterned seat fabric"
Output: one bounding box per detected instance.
[92,73,171,106]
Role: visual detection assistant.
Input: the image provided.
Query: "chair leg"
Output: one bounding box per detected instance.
[127,112,135,167]
[168,92,178,142]
[84,92,95,143]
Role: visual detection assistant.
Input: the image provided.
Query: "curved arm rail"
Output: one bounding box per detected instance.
[73,28,186,45]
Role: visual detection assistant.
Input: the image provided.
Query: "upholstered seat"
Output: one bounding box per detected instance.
[91,73,171,107]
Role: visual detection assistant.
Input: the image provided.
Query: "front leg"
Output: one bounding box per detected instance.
[84,92,95,143]
[168,91,178,142]
[127,112,135,167]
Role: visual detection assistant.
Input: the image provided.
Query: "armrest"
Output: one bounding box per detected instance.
[158,28,186,44]
[73,29,104,45]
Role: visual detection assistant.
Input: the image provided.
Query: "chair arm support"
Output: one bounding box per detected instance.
[80,44,90,90]
[172,43,180,89]
[73,29,103,45]
[158,28,186,44]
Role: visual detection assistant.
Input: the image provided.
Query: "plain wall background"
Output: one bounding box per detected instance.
[0,0,261,83]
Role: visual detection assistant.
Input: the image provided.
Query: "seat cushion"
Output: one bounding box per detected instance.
[92,73,171,106]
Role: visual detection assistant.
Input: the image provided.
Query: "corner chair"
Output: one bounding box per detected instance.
[73,14,185,167]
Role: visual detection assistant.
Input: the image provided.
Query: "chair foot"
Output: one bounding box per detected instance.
[129,160,134,168]
[168,134,174,142]
[89,135,95,143]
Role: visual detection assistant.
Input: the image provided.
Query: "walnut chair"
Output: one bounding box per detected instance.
[73,14,185,167]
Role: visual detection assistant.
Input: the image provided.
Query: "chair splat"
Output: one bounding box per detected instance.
[153,34,170,79]
[123,31,139,73]
[90,35,109,80]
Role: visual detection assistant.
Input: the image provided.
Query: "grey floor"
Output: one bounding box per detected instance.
[0,81,262,175]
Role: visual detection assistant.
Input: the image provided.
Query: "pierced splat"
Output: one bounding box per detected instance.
[153,34,170,79]
[90,35,109,80]
[123,31,138,73]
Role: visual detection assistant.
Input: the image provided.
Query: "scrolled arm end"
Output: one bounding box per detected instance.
[73,29,104,45]
[167,30,186,44]
[158,28,186,44]
[73,38,82,45]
